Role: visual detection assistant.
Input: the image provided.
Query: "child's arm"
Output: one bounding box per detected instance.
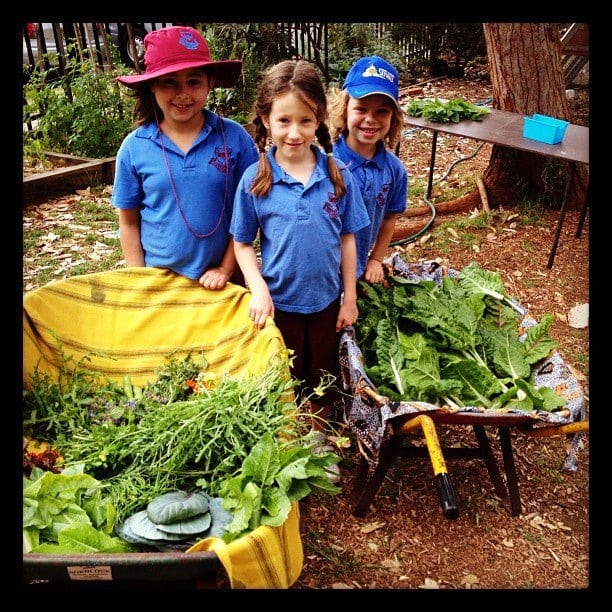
[234,241,275,329]
[363,212,400,284]
[337,233,359,332]
[199,237,237,290]
[118,208,145,267]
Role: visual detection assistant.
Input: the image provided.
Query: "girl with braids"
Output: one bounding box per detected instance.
[111,26,258,289]
[230,60,369,478]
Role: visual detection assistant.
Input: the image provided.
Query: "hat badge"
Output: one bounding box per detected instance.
[362,62,395,83]
[362,64,379,78]
[179,31,199,50]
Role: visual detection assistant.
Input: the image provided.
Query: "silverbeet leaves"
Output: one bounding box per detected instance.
[355,262,566,413]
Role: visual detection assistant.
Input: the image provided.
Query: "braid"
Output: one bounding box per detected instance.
[252,116,268,155]
[316,123,346,198]
[249,116,273,196]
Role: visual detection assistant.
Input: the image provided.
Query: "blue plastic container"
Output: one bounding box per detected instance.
[523,114,569,145]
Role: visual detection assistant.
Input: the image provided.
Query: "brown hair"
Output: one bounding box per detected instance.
[249,60,346,198]
[327,86,404,150]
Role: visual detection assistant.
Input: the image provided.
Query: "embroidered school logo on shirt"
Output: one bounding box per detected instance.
[323,192,340,219]
[376,183,390,207]
[362,63,396,85]
[179,31,199,50]
[209,147,233,173]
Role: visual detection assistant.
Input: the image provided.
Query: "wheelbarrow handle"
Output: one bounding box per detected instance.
[398,414,459,519]
[435,473,459,520]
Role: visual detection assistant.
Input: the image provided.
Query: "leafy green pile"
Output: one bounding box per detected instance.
[23,464,133,554]
[405,98,490,123]
[23,352,337,524]
[219,432,340,543]
[116,491,233,551]
[355,262,566,413]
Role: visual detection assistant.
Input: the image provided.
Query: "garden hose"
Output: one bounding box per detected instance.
[389,194,436,247]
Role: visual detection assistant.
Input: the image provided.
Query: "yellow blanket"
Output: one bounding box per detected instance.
[23,267,285,387]
[188,502,303,589]
[23,268,303,589]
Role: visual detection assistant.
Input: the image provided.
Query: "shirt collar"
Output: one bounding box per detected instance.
[267,145,329,185]
[336,133,386,169]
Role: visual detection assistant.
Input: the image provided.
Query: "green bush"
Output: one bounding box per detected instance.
[23,53,135,160]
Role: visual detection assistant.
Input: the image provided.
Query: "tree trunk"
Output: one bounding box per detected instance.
[481,22,588,211]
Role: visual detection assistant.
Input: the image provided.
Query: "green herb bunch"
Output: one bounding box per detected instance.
[23,351,327,522]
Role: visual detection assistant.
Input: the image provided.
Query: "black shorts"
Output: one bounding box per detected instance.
[274,296,342,406]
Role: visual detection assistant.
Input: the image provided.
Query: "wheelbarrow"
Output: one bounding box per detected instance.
[22,268,303,589]
[339,256,589,518]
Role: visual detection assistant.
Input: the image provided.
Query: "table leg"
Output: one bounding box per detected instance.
[547,162,576,268]
[575,180,589,238]
[426,131,439,200]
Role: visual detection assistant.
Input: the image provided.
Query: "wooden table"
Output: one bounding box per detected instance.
[403,108,589,267]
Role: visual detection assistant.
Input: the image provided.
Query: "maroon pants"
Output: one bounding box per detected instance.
[274,296,342,409]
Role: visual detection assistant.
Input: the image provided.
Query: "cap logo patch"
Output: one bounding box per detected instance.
[179,31,199,51]
[362,63,396,84]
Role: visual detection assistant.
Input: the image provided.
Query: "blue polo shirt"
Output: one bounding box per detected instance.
[333,134,408,278]
[231,145,369,314]
[111,110,258,280]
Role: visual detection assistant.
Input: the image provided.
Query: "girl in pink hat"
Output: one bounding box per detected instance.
[111,26,258,289]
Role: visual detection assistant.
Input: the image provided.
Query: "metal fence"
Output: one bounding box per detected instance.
[21,22,449,82]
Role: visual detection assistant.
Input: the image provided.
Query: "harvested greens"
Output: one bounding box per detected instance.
[355,261,566,412]
[405,98,490,123]
[23,351,339,528]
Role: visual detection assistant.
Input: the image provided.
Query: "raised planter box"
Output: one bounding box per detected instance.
[23,153,116,206]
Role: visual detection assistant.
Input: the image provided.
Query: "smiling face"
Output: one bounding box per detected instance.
[263,90,320,165]
[345,93,395,158]
[151,67,214,128]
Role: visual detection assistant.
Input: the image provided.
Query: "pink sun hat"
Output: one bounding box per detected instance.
[116,26,242,89]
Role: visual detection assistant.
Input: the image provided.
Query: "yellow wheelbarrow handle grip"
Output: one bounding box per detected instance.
[521,420,589,438]
[397,414,459,519]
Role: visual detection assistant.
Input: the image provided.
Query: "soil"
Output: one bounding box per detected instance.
[22,74,590,592]
[293,75,591,592]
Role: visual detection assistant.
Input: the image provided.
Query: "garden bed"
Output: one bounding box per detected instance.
[23,153,115,206]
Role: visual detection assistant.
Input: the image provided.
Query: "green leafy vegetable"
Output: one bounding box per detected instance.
[218,432,340,543]
[405,97,490,123]
[355,262,566,412]
[23,464,127,554]
[146,491,209,525]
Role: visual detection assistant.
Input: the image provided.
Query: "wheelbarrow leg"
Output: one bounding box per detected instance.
[472,425,522,516]
[499,427,522,516]
[352,436,402,517]
[352,415,459,519]
[472,425,511,508]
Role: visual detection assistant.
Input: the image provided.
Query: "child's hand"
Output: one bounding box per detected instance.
[363,259,385,284]
[199,267,231,290]
[248,287,275,329]
[336,301,358,332]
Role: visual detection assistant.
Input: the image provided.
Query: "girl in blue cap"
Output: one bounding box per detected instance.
[230,60,370,478]
[111,26,258,289]
[329,56,408,285]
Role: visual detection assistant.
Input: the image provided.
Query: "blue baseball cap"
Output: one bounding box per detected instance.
[342,56,400,108]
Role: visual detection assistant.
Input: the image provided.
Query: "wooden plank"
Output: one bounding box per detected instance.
[561,23,589,56]
[23,158,116,205]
